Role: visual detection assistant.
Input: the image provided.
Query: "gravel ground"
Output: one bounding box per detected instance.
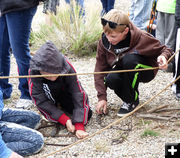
[5,0,180,158]
[7,56,180,158]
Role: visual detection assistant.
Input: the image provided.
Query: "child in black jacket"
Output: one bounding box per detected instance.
[29,41,92,139]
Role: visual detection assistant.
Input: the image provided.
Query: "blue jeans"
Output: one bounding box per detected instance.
[0,6,37,100]
[100,0,115,15]
[0,108,44,156]
[65,0,84,7]
[129,0,154,30]
[65,0,85,16]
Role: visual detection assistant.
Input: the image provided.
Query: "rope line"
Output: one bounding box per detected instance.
[41,74,180,158]
[0,67,159,79]
[0,49,179,79]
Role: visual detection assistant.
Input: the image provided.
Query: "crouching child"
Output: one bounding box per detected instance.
[94,9,173,117]
[28,41,92,139]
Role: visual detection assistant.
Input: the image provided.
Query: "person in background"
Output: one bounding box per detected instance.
[129,0,154,30]
[172,0,180,100]
[156,0,176,51]
[0,0,42,109]
[156,0,176,72]
[94,9,173,117]
[28,41,92,139]
[43,0,60,15]
[0,87,44,158]
[100,0,115,16]
[43,0,60,25]
[65,0,85,17]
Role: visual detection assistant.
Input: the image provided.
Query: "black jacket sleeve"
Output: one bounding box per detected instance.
[64,67,90,125]
[29,71,64,122]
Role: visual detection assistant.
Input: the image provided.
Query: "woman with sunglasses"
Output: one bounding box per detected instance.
[94,9,173,117]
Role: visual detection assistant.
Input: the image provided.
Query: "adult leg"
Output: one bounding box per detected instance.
[66,0,85,18]
[49,0,60,15]
[0,121,43,156]
[0,16,12,99]
[129,0,135,21]
[6,6,37,100]
[76,0,84,8]
[107,0,115,12]
[141,0,154,30]
[101,0,108,15]
[164,13,176,51]
[130,0,153,30]
[65,0,70,4]
[156,11,165,45]
[76,0,85,16]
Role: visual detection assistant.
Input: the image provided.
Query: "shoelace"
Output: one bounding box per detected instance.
[121,102,131,110]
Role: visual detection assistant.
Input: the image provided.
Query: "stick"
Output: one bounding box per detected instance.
[45,143,71,146]
[136,114,170,120]
[147,105,169,113]
[156,108,180,113]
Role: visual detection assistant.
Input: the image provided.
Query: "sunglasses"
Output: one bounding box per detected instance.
[101,18,127,29]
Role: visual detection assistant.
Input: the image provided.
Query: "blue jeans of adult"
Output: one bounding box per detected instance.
[0,6,37,100]
[100,0,115,15]
[0,108,44,156]
[65,0,85,16]
[65,0,84,7]
[129,0,154,30]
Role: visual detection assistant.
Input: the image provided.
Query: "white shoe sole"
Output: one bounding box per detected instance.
[117,113,127,117]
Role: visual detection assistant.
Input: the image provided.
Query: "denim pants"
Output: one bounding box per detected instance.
[0,6,37,100]
[129,0,154,30]
[0,108,44,156]
[65,0,84,7]
[65,0,85,16]
[100,0,115,15]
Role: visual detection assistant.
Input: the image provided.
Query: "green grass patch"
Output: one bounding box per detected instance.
[141,129,160,137]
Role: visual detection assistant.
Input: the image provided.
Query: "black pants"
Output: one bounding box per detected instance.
[105,54,155,103]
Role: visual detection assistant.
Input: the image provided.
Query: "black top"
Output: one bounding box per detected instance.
[0,0,41,15]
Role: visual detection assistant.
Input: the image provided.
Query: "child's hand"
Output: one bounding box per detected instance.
[75,130,89,139]
[157,55,168,69]
[66,119,75,133]
[96,100,107,114]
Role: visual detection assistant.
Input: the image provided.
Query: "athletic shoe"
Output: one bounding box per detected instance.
[117,100,139,117]
[15,99,33,109]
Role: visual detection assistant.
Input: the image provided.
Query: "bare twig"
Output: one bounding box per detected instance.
[136,114,170,121]
[156,108,180,113]
[45,143,71,146]
[42,133,75,137]
[147,105,169,113]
